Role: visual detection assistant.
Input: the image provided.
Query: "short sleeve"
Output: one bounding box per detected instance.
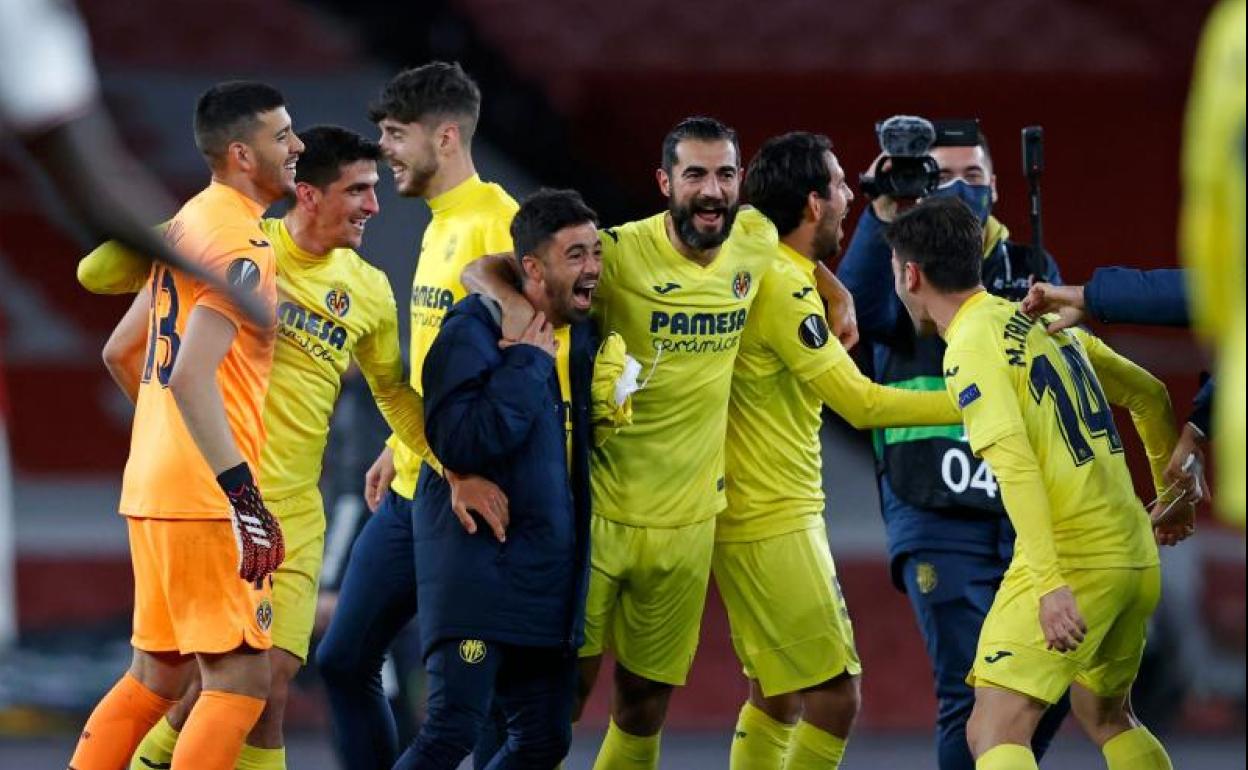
[192,226,273,328]
[943,336,1025,455]
[759,267,848,383]
[594,226,623,310]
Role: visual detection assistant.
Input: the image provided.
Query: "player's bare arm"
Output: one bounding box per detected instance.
[168,306,246,473]
[170,305,284,582]
[102,290,152,404]
[814,262,859,350]
[460,253,534,340]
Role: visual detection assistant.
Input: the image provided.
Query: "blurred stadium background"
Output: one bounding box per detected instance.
[0,0,1242,767]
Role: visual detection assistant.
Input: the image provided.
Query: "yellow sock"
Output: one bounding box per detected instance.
[976,743,1038,770]
[729,701,794,770]
[130,716,180,770]
[1102,727,1173,770]
[591,719,660,770]
[236,742,286,770]
[783,720,848,770]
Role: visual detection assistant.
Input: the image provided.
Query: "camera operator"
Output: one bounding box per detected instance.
[836,118,1068,770]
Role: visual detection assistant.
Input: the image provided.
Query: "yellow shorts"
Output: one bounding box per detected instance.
[267,487,326,662]
[713,524,862,697]
[969,563,1161,704]
[128,517,272,655]
[580,515,716,686]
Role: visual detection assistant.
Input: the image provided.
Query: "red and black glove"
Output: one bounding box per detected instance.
[217,462,284,586]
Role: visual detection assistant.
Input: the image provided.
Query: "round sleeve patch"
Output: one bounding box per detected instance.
[227,258,261,291]
[798,313,831,349]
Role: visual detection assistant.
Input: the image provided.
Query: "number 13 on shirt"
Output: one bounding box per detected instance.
[141,266,181,387]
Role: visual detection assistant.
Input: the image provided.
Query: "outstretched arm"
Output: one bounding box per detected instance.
[806,353,959,430]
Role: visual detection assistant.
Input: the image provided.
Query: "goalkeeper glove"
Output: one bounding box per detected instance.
[217,462,284,586]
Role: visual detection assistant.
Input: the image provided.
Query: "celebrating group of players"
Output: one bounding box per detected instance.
[64,51,1213,770]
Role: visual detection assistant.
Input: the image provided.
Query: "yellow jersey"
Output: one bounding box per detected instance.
[722,242,960,542]
[943,292,1169,582]
[1182,0,1245,522]
[590,208,777,528]
[388,174,517,498]
[261,218,428,499]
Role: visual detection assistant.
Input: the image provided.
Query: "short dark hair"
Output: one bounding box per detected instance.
[744,132,834,236]
[932,123,993,170]
[661,116,740,174]
[884,196,984,292]
[193,81,286,166]
[295,125,382,189]
[367,62,481,139]
[511,188,598,268]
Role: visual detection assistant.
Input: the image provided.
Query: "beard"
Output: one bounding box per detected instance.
[669,194,738,252]
[544,278,593,326]
[400,159,437,197]
[811,215,843,263]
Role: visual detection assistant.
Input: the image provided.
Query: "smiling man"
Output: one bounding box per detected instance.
[720,132,962,770]
[397,188,602,770]
[69,80,299,770]
[314,62,520,770]
[464,116,785,770]
[77,125,496,770]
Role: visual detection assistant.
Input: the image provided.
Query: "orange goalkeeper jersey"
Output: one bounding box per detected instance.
[119,181,277,520]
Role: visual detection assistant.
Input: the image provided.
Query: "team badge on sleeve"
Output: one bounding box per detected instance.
[958,383,982,408]
[227,258,261,291]
[326,288,351,318]
[798,313,830,349]
[731,270,752,298]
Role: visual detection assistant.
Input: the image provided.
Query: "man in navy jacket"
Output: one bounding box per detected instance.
[395,189,602,770]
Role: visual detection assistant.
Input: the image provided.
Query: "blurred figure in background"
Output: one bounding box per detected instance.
[1180,0,1245,526]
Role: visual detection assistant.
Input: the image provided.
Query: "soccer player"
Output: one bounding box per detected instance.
[1181,0,1245,525]
[68,81,299,770]
[720,132,962,770]
[464,116,866,770]
[887,197,1184,770]
[314,62,519,770]
[837,125,1070,770]
[83,126,505,770]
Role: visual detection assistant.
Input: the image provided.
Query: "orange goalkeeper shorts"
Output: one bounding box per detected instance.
[127,517,273,655]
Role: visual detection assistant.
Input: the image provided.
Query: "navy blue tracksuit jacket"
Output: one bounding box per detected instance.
[414,295,594,657]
